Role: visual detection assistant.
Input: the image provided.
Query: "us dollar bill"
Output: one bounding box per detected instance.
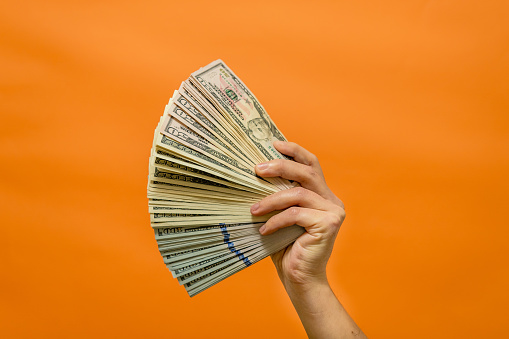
[173,89,255,165]
[190,60,290,163]
[148,60,307,297]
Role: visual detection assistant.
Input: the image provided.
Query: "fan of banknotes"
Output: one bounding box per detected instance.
[148,60,304,296]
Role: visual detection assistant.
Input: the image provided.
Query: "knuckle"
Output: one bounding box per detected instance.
[339,209,346,222]
[272,160,284,174]
[309,153,318,163]
[293,186,308,198]
[329,196,345,210]
[327,212,343,231]
[333,205,346,221]
[305,153,318,166]
[303,167,319,182]
[288,206,301,217]
[308,168,318,178]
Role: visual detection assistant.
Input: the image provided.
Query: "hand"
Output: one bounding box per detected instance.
[250,140,346,288]
[250,141,365,339]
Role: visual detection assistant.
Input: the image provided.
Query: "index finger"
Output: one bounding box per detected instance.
[274,141,321,169]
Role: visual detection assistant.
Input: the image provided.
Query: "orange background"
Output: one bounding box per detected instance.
[1,1,508,338]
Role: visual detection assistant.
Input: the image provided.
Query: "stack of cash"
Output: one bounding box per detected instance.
[148,60,304,296]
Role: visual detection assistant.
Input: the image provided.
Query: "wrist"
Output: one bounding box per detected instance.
[282,272,330,297]
[284,277,365,339]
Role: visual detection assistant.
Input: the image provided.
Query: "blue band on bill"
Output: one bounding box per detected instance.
[219,223,252,267]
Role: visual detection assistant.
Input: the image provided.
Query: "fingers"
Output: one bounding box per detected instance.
[259,207,344,236]
[251,187,335,215]
[255,159,329,197]
[252,187,346,235]
[273,141,320,168]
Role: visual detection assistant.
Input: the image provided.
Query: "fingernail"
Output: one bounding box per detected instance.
[251,203,260,213]
[259,225,266,234]
[256,163,269,171]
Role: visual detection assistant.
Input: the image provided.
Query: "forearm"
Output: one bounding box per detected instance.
[254,141,364,337]
[284,278,366,339]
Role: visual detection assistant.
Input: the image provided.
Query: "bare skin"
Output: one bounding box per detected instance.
[251,141,367,339]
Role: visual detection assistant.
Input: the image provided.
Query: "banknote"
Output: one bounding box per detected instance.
[148,60,304,296]
[190,60,290,163]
